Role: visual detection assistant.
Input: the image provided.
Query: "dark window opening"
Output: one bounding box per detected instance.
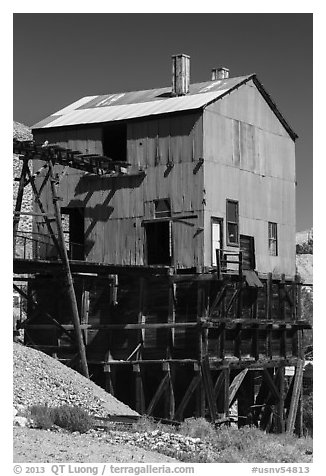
[145,221,172,265]
[226,199,239,246]
[268,222,278,256]
[61,207,85,260]
[102,123,127,161]
[154,198,171,218]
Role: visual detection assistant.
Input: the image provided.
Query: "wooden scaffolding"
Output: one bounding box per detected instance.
[13,139,310,434]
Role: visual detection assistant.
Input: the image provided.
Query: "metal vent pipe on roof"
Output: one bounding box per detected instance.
[172,54,190,96]
[211,67,230,80]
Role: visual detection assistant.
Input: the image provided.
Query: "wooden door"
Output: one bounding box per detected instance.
[211,218,223,266]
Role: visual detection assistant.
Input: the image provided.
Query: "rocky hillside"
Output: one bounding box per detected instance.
[296,228,313,285]
[13,122,34,258]
[13,342,138,417]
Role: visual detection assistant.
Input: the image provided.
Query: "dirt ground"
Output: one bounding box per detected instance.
[13,428,179,463]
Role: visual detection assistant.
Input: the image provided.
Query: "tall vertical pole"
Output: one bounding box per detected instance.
[13,157,29,255]
[48,159,89,378]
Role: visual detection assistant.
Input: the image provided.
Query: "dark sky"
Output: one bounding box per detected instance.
[13,13,313,231]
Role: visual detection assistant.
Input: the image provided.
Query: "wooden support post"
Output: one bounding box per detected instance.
[265,324,273,358]
[223,366,230,417]
[292,278,298,321]
[237,371,255,427]
[219,323,226,359]
[197,283,206,417]
[236,280,243,319]
[295,385,304,437]
[280,324,287,358]
[201,356,217,422]
[279,274,286,320]
[251,324,259,360]
[214,370,225,400]
[137,278,145,360]
[229,368,248,407]
[48,159,89,378]
[296,275,302,321]
[234,323,242,359]
[286,359,304,434]
[226,286,241,317]
[175,369,201,420]
[105,364,115,396]
[251,294,258,320]
[210,285,227,316]
[81,288,90,345]
[133,364,145,414]
[163,362,175,420]
[167,283,176,357]
[146,371,170,416]
[277,365,285,433]
[266,273,272,320]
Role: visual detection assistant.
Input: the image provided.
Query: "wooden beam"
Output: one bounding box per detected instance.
[201,356,217,422]
[105,364,115,396]
[13,284,75,343]
[25,165,63,259]
[262,368,281,402]
[229,368,248,406]
[226,287,241,316]
[214,370,225,399]
[146,373,170,416]
[209,285,227,315]
[168,282,176,355]
[234,323,242,358]
[223,366,230,417]
[163,362,175,420]
[48,159,89,378]
[133,364,145,414]
[276,366,285,433]
[175,373,201,420]
[266,273,272,320]
[286,360,304,434]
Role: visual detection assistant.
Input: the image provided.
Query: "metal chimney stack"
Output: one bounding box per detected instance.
[211,67,230,80]
[172,54,190,96]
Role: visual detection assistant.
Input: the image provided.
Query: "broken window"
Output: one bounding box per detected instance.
[226,199,239,245]
[268,222,278,256]
[102,123,127,161]
[154,198,171,218]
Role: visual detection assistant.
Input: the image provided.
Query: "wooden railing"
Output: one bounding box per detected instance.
[215,249,243,278]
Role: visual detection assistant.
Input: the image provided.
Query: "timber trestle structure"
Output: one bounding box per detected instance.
[13,139,310,435]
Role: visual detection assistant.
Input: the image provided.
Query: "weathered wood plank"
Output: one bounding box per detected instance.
[286,360,304,434]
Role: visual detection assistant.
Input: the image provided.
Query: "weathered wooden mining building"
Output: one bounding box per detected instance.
[13,55,310,433]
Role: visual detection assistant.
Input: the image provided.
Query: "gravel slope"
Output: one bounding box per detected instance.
[13,343,138,417]
[13,428,178,463]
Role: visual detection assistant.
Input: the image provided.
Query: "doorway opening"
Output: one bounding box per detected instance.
[102,123,127,161]
[240,235,256,270]
[61,207,85,260]
[145,221,172,265]
[211,217,223,266]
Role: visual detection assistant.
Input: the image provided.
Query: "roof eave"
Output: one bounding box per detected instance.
[252,76,298,141]
[203,74,298,142]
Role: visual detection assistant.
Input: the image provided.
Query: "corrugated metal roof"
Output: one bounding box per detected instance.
[31,74,297,140]
[34,90,231,129]
[32,75,252,129]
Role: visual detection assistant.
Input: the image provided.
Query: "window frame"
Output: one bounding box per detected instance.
[226,199,239,246]
[268,221,278,256]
